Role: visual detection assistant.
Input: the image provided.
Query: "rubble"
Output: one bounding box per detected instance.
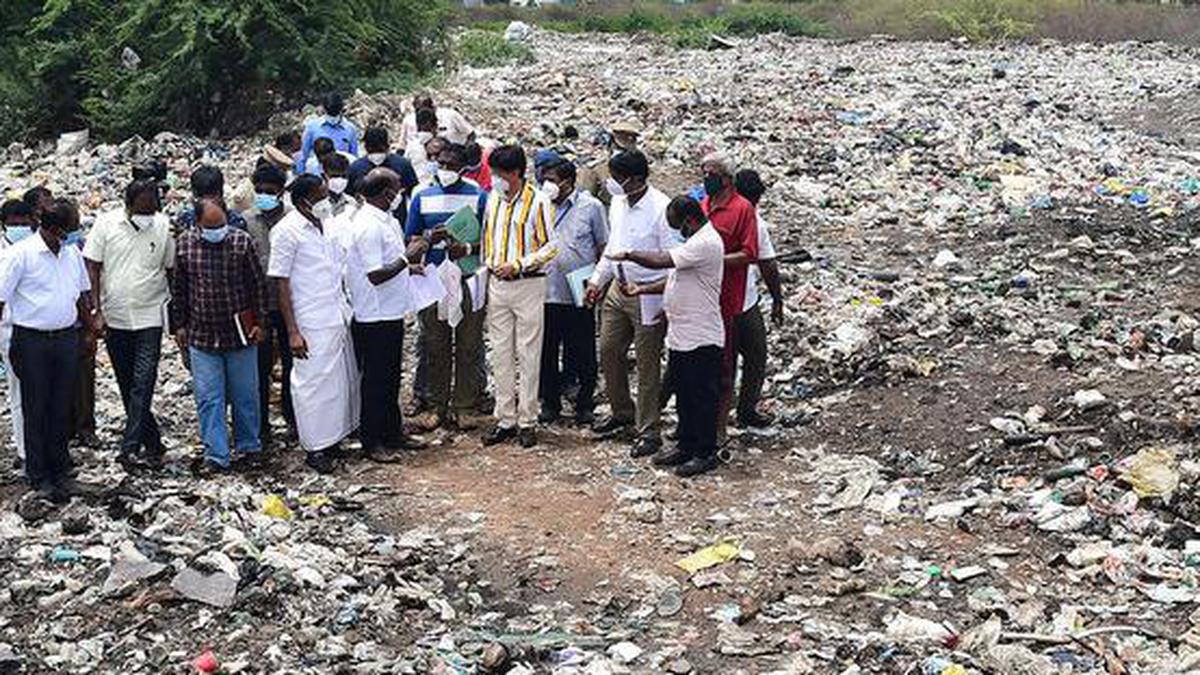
[4,27,1200,674]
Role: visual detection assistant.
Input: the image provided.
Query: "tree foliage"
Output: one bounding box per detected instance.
[0,0,448,142]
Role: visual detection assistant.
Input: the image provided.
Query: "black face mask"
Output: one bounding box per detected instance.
[703,175,724,197]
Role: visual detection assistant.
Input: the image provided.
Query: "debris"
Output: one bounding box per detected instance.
[171,567,239,608]
[1118,447,1181,499]
[675,541,741,574]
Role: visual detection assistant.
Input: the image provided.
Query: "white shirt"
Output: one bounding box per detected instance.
[0,233,91,331]
[400,107,474,146]
[82,208,174,330]
[347,204,410,322]
[267,211,351,330]
[742,214,778,312]
[591,186,678,288]
[664,223,725,352]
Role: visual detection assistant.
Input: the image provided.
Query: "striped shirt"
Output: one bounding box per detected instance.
[405,181,488,266]
[482,181,555,271]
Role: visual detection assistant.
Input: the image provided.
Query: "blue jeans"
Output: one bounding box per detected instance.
[190,345,261,467]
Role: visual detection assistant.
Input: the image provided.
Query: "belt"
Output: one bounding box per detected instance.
[14,325,78,337]
[491,271,546,280]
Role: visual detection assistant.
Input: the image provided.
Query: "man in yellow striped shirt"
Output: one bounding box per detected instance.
[481,145,557,448]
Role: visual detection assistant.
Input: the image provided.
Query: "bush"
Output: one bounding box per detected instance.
[0,0,448,142]
[455,30,534,67]
[923,0,1038,41]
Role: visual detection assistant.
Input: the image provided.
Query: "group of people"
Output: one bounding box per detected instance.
[0,92,785,503]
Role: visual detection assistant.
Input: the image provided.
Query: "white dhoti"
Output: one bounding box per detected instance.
[0,326,23,460]
[290,323,360,451]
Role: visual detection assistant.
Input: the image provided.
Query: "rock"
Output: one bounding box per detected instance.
[630,501,662,524]
[606,641,642,664]
[932,249,962,271]
[1072,389,1108,411]
[102,545,167,595]
[787,536,864,568]
[171,567,239,608]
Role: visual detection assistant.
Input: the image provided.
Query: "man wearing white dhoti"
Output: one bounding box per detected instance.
[268,174,360,474]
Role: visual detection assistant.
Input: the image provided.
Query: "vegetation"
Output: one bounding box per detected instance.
[0,0,448,143]
[456,29,534,67]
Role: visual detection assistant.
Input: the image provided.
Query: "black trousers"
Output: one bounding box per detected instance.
[106,327,164,454]
[735,304,768,419]
[669,345,721,460]
[11,326,79,486]
[539,303,597,416]
[352,319,405,449]
[258,310,296,437]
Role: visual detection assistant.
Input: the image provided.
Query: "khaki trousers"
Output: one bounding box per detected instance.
[487,276,546,429]
[599,285,665,436]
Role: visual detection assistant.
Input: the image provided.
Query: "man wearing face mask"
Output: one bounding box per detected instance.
[347,169,430,460]
[580,121,642,208]
[83,180,175,469]
[348,127,418,200]
[174,166,249,235]
[268,175,360,474]
[607,196,724,478]
[481,145,557,448]
[0,199,36,466]
[538,158,607,426]
[586,150,677,459]
[172,198,267,473]
[0,198,96,502]
[322,153,354,217]
[244,164,296,446]
[699,152,758,444]
[405,142,488,430]
[299,93,359,176]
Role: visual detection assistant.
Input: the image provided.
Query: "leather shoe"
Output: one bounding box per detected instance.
[652,446,691,467]
[305,450,335,474]
[592,415,633,436]
[737,410,775,428]
[391,435,428,451]
[676,454,719,478]
[630,435,661,459]
[482,425,517,446]
[518,427,537,448]
[538,408,560,424]
[363,445,403,463]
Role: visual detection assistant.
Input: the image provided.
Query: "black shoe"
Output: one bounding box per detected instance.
[363,445,403,464]
[518,427,537,448]
[538,408,561,424]
[652,446,691,467]
[234,452,266,471]
[574,409,596,426]
[326,445,350,461]
[482,425,517,446]
[305,450,335,474]
[48,478,72,504]
[676,454,719,478]
[195,460,233,478]
[592,415,633,436]
[389,435,428,451]
[737,410,775,428]
[34,480,65,504]
[630,435,661,459]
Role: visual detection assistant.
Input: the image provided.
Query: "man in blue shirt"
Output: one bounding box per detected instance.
[405,142,488,430]
[538,158,607,425]
[298,93,359,174]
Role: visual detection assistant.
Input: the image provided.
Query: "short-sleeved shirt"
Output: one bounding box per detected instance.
[0,233,90,331]
[267,211,350,330]
[743,214,778,312]
[406,180,488,266]
[545,189,608,305]
[348,154,418,195]
[702,192,759,320]
[400,107,474,146]
[346,204,410,323]
[82,208,174,330]
[243,206,288,313]
[664,223,725,352]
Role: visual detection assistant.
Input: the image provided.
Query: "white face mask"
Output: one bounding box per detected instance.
[328,177,348,195]
[310,198,333,222]
[437,169,460,186]
[389,189,405,212]
[494,177,510,199]
[130,213,157,229]
[367,153,387,166]
[540,181,560,202]
[605,177,626,197]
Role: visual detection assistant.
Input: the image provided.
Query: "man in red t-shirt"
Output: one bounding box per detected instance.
[699,152,758,443]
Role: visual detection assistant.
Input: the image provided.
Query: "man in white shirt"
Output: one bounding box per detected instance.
[400,95,475,146]
[733,169,785,428]
[607,196,724,478]
[268,175,360,474]
[84,179,175,468]
[346,168,428,461]
[585,150,679,458]
[0,199,35,465]
[0,198,96,501]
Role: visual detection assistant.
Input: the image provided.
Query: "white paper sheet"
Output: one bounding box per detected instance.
[467,268,489,312]
[405,263,447,315]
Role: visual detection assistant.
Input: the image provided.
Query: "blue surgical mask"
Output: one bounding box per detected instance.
[5,225,33,243]
[254,193,281,211]
[200,225,229,243]
[65,231,84,248]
